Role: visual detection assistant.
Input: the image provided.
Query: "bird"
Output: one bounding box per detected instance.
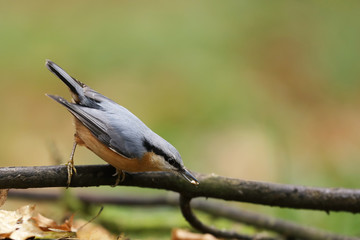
[45,60,199,186]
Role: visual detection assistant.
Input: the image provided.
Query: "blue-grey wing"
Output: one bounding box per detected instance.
[76,106,146,159]
[48,95,144,159]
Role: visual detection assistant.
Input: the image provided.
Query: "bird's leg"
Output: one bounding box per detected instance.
[112,169,125,187]
[66,141,78,187]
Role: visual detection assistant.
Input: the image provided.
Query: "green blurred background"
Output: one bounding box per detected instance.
[1,0,360,238]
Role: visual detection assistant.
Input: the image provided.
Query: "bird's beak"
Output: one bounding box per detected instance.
[179,168,199,185]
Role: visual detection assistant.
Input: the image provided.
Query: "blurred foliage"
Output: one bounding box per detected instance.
[1,0,360,238]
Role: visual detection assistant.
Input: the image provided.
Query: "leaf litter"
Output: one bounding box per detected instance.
[0,205,117,240]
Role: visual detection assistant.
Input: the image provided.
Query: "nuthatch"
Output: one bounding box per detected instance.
[45,60,199,186]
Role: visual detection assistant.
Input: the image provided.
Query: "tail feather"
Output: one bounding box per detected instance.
[46,94,74,109]
[46,94,83,119]
[46,94,110,148]
[45,60,85,100]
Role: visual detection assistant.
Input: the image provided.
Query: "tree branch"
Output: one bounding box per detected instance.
[1,165,360,213]
[8,190,359,240]
[179,194,257,240]
[190,198,358,240]
[179,195,360,240]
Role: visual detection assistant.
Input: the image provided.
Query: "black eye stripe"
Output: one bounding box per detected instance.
[167,157,181,169]
[142,139,181,169]
[143,139,167,158]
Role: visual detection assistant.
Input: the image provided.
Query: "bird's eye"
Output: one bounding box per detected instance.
[168,158,175,165]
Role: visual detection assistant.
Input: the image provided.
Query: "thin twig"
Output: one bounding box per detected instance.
[1,165,360,213]
[76,206,104,231]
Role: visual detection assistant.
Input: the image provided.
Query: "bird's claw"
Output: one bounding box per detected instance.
[66,160,77,188]
[112,169,125,187]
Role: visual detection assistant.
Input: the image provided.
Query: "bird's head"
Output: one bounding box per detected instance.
[143,137,199,185]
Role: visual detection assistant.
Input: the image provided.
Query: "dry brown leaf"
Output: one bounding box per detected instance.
[74,219,117,240]
[31,213,57,230]
[0,205,77,240]
[0,205,43,240]
[56,214,74,232]
[0,189,9,207]
[0,232,11,239]
[172,228,219,240]
[32,213,75,232]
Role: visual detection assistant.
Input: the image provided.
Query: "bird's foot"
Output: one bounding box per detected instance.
[66,160,77,188]
[65,141,78,188]
[112,169,125,187]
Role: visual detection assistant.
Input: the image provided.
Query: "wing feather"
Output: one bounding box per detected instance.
[47,95,140,159]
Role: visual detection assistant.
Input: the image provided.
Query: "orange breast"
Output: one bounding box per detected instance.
[73,118,163,172]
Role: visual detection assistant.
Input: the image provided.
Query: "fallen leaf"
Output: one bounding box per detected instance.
[172,228,219,240]
[0,205,43,240]
[0,205,77,240]
[32,213,75,232]
[31,213,57,230]
[0,189,9,207]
